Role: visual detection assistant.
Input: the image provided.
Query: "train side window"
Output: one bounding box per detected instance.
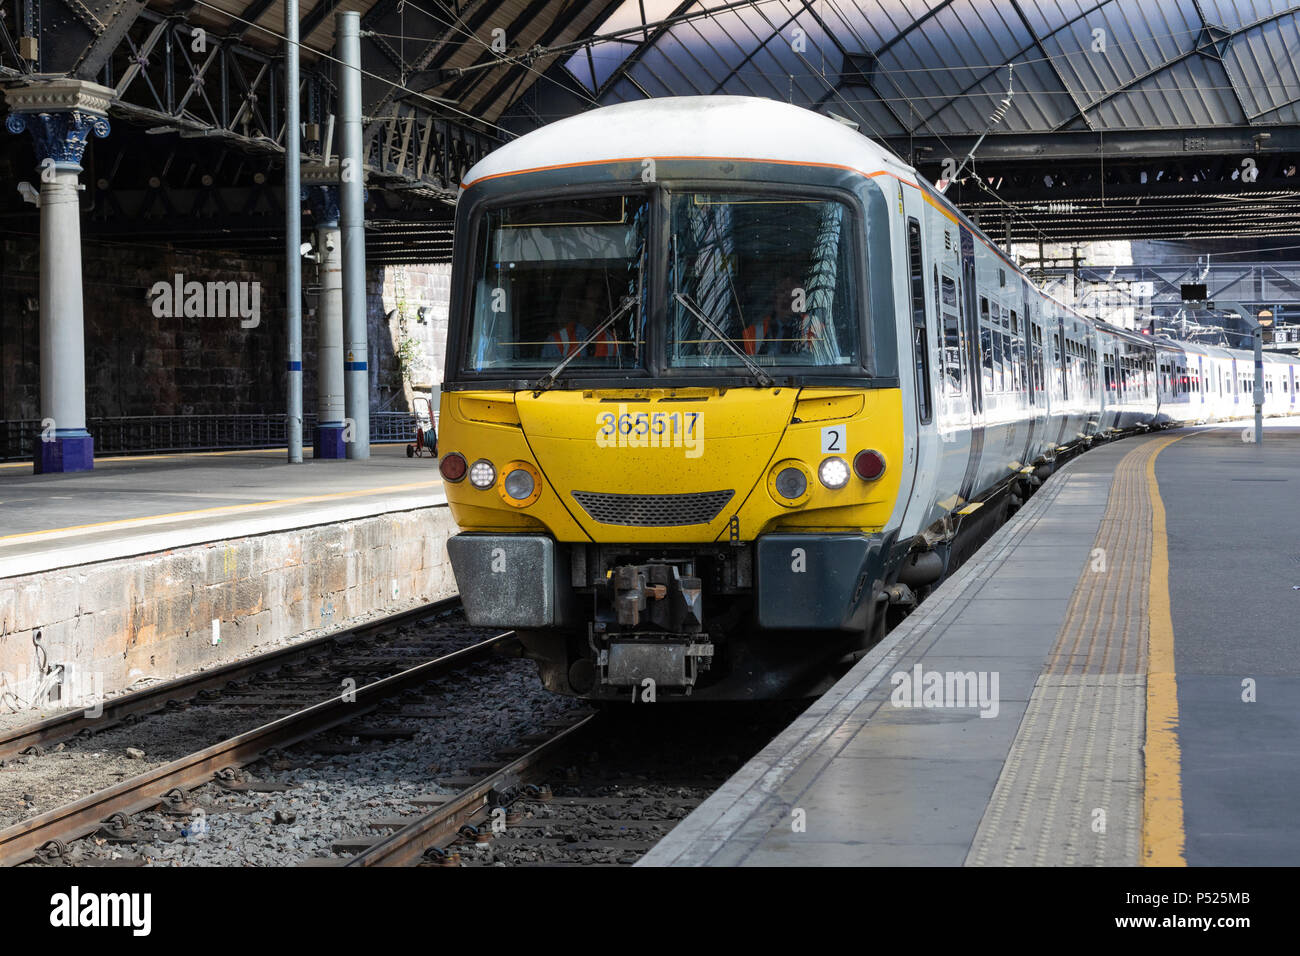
[997,327,1006,393]
[979,298,994,393]
[940,271,962,395]
[1032,323,1044,393]
[907,219,932,424]
[1000,308,1012,392]
[1010,310,1023,392]
[1053,333,1068,399]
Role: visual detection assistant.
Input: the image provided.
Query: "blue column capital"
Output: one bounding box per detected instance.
[7,110,111,172]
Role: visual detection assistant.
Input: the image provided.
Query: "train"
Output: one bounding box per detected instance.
[435,95,1300,701]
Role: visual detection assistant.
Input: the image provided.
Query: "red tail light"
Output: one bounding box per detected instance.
[439,452,467,482]
[853,449,886,481]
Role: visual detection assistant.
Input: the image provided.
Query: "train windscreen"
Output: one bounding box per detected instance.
[465,193,649,372]
[666,191,860,369]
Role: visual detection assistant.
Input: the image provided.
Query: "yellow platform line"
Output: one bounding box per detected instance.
[0,479,441,544]
[1143,431,1194,866]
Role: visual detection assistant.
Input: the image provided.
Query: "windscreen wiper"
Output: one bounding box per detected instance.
[672,291,774,387]
[533,295,637,393]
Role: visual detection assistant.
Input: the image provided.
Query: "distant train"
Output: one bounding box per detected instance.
[436,96,1300,701]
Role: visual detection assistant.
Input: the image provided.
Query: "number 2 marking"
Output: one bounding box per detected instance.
[821,425,844,453]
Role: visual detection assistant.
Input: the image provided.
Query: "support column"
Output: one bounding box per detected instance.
[5,81,113,474]
[304,183,345,458]
[338,11,370,459]
[285,0,304,464]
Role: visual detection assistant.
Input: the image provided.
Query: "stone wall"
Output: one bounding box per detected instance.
[0,238,294,420]
[0,506,459,707]
[378,263,452,415]
[0,236,453,426]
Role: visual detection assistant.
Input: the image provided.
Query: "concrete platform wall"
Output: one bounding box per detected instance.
[0,506,459,706]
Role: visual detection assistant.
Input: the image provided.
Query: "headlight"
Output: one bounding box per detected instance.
[503,468,534,500]
[767,459,812,507]
[818,456,850,489]
[468,459,496,489]
[775,467,807,499]
[497,460,541,507]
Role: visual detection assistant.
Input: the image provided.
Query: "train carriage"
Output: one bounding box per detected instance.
[436,96,1300,701]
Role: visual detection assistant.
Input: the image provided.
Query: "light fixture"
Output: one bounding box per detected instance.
[775,467,807,499]
[439,452,467,482]
[768,460,812,506]
[499,461,541,507]
[818,457,850,490]
[853,450,887,481]
[468,459,496,490]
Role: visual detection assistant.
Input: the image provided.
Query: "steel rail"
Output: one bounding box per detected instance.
[0,598,462,762]
[0,630,514,868]
[343,713,599,867]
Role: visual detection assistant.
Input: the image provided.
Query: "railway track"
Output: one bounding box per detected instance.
[0,598,525,867]
[2,632,519,867]
[340,704,802,867]
[4,599,799,868]
[0,599,468,764]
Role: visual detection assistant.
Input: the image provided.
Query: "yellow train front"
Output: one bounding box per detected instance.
[439,97,909,701]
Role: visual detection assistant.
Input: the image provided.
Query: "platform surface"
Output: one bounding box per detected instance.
[641,422,1300,867]
[0,445,445,577]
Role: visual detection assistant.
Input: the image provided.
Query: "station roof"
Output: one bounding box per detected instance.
[511,0,1300,243]
[172,0,622,124]
[7,1,1300,254]
[555,0,1300,142]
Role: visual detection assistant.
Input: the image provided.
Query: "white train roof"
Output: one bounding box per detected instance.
[462,95,911,188]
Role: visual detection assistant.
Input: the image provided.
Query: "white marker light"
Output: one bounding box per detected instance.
[468,459,496,489]
[818,457,850,490]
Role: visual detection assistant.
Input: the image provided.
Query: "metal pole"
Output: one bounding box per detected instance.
[339,10,370,459]
[285,0,303,463]
[1254,326,1264,444]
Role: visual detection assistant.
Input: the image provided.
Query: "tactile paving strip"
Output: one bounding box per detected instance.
[967,437,1163,866]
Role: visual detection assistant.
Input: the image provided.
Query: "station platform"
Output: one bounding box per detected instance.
[0,446,456,716]
[642,422,1300,867]
[0,444,445,577]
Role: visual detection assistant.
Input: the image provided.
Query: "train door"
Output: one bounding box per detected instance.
[1055,317,1070,445]
[957,226,984,503]
[1016,298,1036,463]
[959,229,983,420]
[1198,355,1205,407]
[934,220,972,517]
[906,218,933,430]
[895,202,946,540]
[1232,356,1239,405]
[1291,365,1296,410]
